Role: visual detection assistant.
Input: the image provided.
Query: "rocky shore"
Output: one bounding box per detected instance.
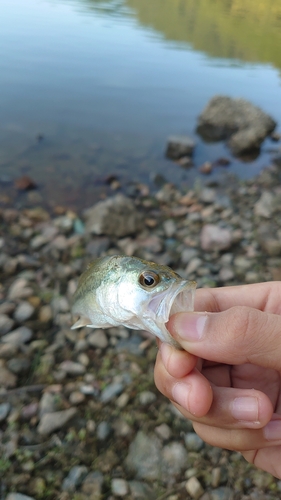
[1,161,281,500]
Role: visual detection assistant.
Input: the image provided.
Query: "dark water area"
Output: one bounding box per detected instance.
[1,0,281,211]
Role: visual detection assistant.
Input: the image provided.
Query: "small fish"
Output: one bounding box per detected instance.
[71,255,196,348]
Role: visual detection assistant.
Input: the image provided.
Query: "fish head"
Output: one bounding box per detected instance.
[71,255,196,348]
[115,257,196,346]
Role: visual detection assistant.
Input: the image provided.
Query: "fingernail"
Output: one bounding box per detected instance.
[264,420,281,441]
[231,397,259,422]
[160,342,172,367]
[172,382,191,410]
[174,314,207,341]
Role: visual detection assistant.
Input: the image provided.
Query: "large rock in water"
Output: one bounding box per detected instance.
[84,194,143,237]
[197,95,276,156]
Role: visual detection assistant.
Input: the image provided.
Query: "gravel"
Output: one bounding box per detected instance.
[1,163,281,499]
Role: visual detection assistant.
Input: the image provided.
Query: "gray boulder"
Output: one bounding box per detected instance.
[197,95,276,156]
[84,194,143,237]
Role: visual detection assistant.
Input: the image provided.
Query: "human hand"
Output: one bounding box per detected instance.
[154,282,281,478]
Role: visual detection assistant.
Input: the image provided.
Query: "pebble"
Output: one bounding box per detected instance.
[125,431,162,480]
[100,382,124,403]
[185,477,204,499]
[7,357,31,374]
[113,418,132,437]
[184,432,205,451]
[37,407,77,435]
[0,314,15,335]
[210,487,234,500]
[21,402,39,420]
[0,402,11,421]
[97,421,112,440]
[39,391,59,416]
[5,495,36,500]
[0,342,18,359]
[69,391,85,405]
[200,224,232,252]
[0,362,17,388]
[87,330,109,349]
[13,302,35,322]
[139,390,156,405]
[38,305,53,323]
[62,465,88,492]
[186,257,203,275]
[8,279,33,300]
[161,442,188,477]
[1,326,33,345]
[128,480,154,500]
[254,191,274,218]
[155,423,172,441]
[81,471,104,496]
[59,360,86,375]
[30,234,48,249]
[111,478,129,497]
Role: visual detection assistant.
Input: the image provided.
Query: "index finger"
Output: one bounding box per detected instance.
[195,282,281,315]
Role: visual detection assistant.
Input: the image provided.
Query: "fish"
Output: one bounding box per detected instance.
[71,255,196,348]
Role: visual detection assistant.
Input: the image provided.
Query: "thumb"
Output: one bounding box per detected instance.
[167,307,281,370]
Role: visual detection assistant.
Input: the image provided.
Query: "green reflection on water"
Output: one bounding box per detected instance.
[87,0,281,69]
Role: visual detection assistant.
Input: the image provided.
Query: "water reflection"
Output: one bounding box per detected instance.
[1,0,281,210]
[85,0,281,69]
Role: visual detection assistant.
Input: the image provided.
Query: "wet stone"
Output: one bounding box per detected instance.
[166,135,195,159]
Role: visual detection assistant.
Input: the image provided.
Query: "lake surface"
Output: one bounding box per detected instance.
[1,0,281,209]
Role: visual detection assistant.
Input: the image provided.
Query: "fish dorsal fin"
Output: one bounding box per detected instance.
[71,316,91,330]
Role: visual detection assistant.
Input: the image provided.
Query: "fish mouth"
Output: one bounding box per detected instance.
[145,280,196,344]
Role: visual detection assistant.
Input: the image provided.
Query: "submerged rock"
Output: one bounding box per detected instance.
[197,95,276,155]
[166,135,195,160]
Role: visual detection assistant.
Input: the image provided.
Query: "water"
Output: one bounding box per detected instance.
[1,0,281,209]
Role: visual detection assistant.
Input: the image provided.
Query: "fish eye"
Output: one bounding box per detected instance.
[139,270,160,289]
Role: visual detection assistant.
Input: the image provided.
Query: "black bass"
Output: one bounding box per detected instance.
[71,255,196,348]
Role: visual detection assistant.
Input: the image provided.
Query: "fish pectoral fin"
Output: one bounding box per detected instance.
[71,316,91,330]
